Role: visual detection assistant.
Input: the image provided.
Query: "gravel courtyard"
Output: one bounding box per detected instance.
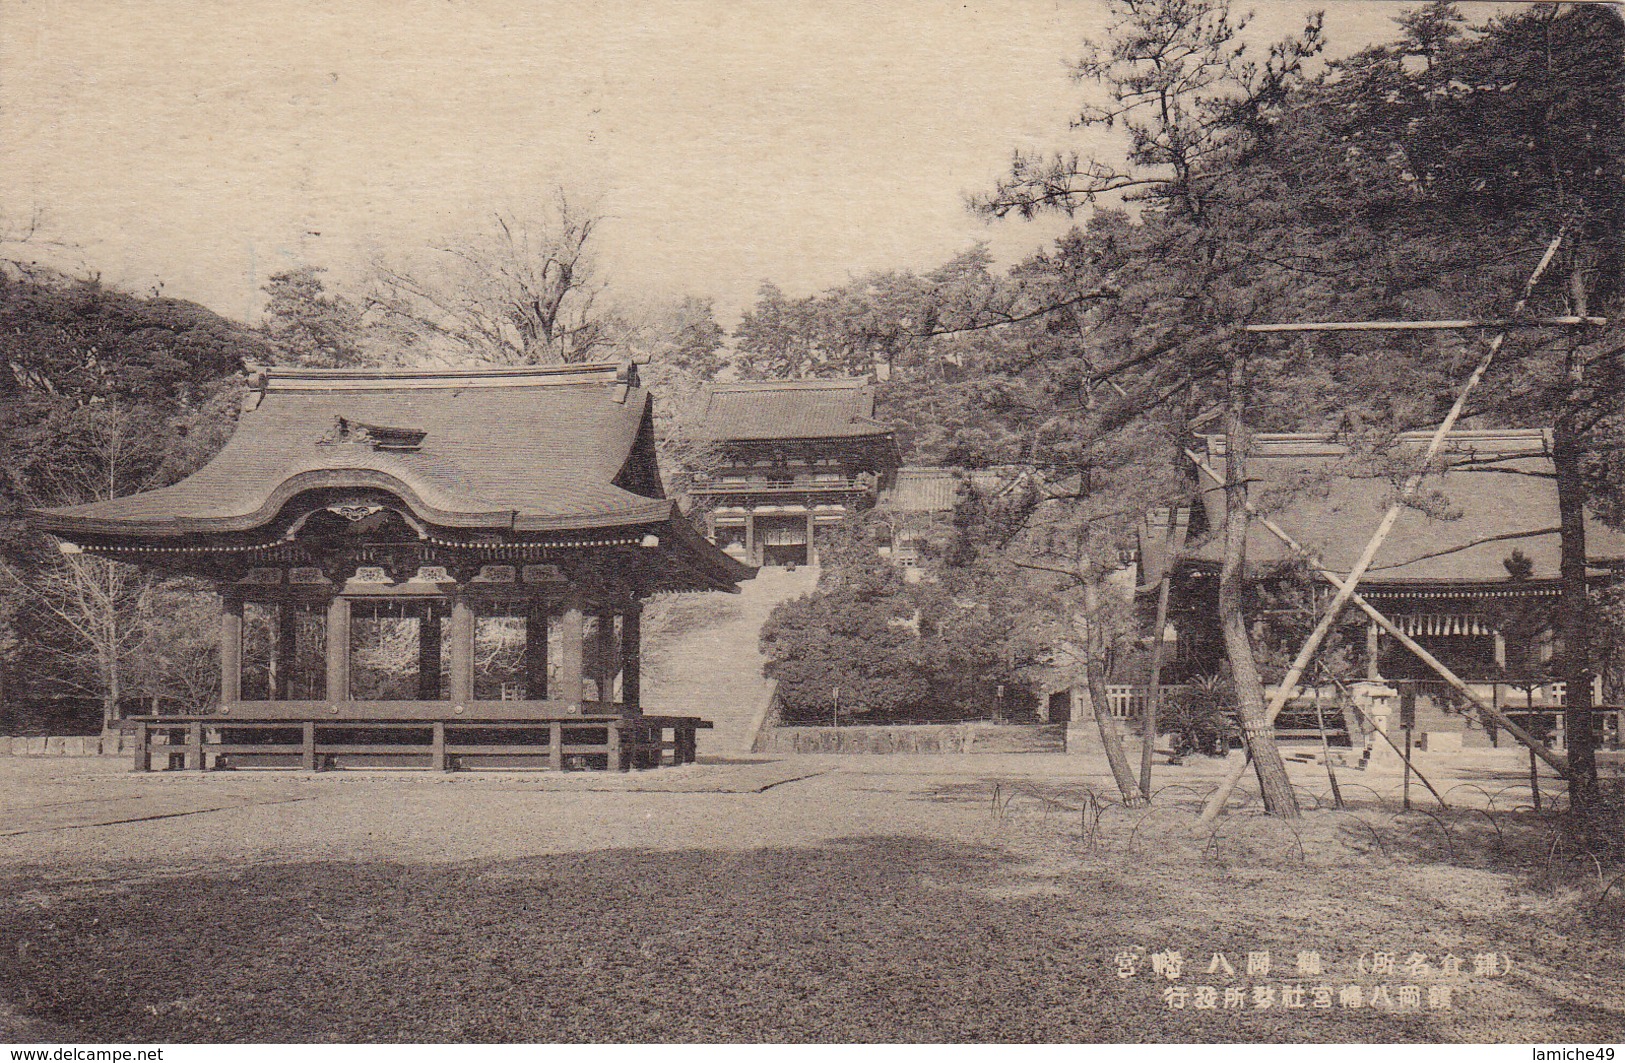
[2,751,1622,1042]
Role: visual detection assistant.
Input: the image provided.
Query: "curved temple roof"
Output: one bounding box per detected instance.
[696,378,894,442]
[34,363,672,536]
[29,362,753,591]
[1143,429,1625,589]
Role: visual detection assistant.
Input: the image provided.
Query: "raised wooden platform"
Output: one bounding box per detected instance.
[129,715,711,773]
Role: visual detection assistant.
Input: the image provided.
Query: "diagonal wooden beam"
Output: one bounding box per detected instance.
[1199,231,1569,824]
[1181,448,1572,780]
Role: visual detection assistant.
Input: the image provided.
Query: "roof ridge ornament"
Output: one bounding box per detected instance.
[317,415,428,451]
[610,360,639,404]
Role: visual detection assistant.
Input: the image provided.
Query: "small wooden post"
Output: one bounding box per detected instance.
[549,721,563,771]
[302,721,317,771]
[606,722,622,771]
[805,510,816,565]
[744,511,757,566]
[431,721,447,772]
[1530,745,1543,811]
[133,720,150,772]
[1403,728,1413,811]
[621,607,641,712]
[325,596,351,704]
[220,594,243,707]
[559,600,584,708]
[188,721,205,771]
[449,597,475,705]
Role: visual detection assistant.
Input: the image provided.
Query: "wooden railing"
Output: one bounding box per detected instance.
[215,698,630,721]
[130,715,709,772]
[689,477,876,496]
[1105,684,1191,719]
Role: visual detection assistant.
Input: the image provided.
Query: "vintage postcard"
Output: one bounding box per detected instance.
[1,0,1622,1050]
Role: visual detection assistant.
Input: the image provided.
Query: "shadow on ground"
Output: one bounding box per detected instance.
[3,832,1622,1043]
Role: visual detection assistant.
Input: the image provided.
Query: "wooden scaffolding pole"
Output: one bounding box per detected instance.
[1198,232,1568,824]
[1183,446,1571,776]
[1139,508,1183,799]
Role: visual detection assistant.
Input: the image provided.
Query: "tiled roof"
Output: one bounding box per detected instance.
[696,379,892,442]
[32,364,678,538]
[881,467,1024,513]
[1167,429,1625,585]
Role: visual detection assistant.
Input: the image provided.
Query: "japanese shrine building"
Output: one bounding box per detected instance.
[30,362,754,771]
[687,379,902,567]
[1137,429,1625,750]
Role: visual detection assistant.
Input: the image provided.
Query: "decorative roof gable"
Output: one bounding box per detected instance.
[31,362,675,539]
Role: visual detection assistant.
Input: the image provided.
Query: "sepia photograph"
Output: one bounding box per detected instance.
[1,0,1623,1048]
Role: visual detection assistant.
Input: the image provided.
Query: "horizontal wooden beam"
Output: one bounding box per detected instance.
[1246,316,1606,333]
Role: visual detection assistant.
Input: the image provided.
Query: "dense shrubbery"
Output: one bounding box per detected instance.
[0,271,267,723]
[759,526,1042,724]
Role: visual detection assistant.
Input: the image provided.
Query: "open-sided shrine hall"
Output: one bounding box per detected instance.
[29,362,754,772]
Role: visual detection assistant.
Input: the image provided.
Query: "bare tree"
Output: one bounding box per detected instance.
[0,550,155,727]
[127,581,221,714]
[4,404,198,727]
[0,207,83,282]
[368,188,610,365]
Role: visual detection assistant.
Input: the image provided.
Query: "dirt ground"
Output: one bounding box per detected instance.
[1,750,1621,1042]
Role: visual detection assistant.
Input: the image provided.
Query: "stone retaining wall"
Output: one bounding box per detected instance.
[753,722,1065,755]
[2,734,133,757]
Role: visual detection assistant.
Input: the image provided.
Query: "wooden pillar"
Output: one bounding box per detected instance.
[806,511,816,565]
[132,720,150,772]
[525,603,550,699]
[606,721,622,771]
[594,613,617,702]
[449,596,475,705]
[418,602,443,700]
[548,721,563,770]
[220,595,243,708]
[325,596,350,705]
[559,599,584,708]
[1494,628,1508,670]
[273,601,297,699]
[745,511,757,566]
[1366,620,1382,681]
[301,721,316,771]
[621,607,641,712]
[431,721,447,771]
[188,721,205,771]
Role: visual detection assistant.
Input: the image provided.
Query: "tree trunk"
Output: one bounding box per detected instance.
[1081,583,1144,806]
[1140,561,1174,799]
[1218,407,1300,817]
[1553,421,1600,811]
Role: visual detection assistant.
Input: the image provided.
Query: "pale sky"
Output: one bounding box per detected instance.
[2,0,1420,326]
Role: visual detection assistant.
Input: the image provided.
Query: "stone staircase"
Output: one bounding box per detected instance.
[641,565,819,757]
